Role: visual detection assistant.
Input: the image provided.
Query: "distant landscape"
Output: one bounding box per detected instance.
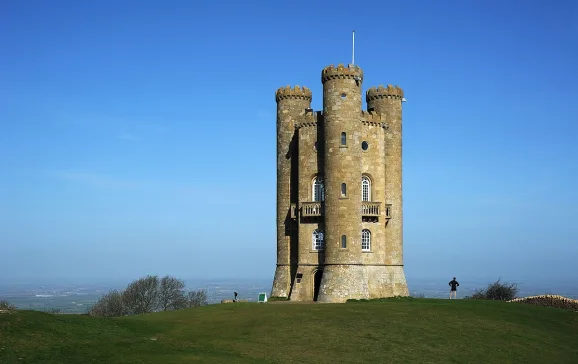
[2,276,576,314]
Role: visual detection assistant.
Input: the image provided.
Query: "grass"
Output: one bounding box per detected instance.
[1,298,577,363]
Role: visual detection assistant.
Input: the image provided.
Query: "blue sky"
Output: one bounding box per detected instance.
[1,0,577,285]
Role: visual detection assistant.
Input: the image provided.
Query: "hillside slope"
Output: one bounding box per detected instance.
[1,299,577,363]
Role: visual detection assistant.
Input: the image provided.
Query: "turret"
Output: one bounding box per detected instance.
[366,85,406,284]
[317,64,369,303]
[271,85,312,298]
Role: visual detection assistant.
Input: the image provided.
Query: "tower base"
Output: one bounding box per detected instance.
[271,264,291,298]
[317,265,408,303]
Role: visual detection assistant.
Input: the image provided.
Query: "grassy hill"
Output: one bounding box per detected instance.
[1,298,577,363]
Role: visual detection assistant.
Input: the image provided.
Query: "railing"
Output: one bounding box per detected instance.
[290,203,297,219]
[301,202,323,217]
[361,202,381,216]
[384,203,392,219]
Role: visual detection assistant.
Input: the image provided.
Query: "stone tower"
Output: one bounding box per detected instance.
[271,64,409,303]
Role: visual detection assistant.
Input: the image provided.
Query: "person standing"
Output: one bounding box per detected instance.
[449,277,459,299]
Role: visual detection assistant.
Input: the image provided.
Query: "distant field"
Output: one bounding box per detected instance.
[1,298,577,363]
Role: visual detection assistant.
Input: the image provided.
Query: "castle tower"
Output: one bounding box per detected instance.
[366,85,407,296]
[271,64,409,302]
[271,85,312,298]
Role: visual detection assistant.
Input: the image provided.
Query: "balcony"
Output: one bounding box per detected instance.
[301,202,323,217]
[298,201,392,220]
[361,202,381,217]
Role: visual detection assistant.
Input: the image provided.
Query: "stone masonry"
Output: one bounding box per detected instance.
[271,64,409,303]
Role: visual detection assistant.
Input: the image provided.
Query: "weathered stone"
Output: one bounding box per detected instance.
[271,64,409,303]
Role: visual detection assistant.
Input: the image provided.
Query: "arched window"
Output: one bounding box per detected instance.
[362,176,371,201]
[361,229,371,251]
[312,176,325,202]
[312,229,325,250]
[341,235,347,249]
[341,132,347,146]
[341,183,347,197]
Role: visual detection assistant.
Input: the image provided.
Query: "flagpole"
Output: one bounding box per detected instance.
[352,30,355,65]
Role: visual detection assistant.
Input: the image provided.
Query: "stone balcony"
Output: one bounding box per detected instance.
[297,201,392,219]
[301,202,323,217]
[361,202,380,216]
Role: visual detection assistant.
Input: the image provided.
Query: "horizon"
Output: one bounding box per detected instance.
[1,0,577,284]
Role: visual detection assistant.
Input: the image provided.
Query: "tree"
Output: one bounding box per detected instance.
[158,275,188,311]
[88,290,126,317]
[187,289,208,307]
[88,275,209,317]
[122,275,160,315]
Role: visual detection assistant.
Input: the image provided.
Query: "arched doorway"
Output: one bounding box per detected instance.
[313,269,323,301]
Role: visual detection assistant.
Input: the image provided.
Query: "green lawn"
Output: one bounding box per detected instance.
[1,298,577,363]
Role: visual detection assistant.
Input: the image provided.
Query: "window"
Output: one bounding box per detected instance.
[312,229,325,250]
[362,229,371,251]
[341,132,346,146]
[341,183,347,197]
[362,176,371,201]
[362,141,369,151]
[312,176,325,202]
[341,235,347,249]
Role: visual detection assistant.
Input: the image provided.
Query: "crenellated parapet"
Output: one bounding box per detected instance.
[361,110,388,128]
[321,64,363,84]
[275,85,312,103]
[366,84,404,102]
[295,111,323,129]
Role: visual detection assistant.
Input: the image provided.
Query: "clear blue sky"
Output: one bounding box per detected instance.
[1,0,577,284]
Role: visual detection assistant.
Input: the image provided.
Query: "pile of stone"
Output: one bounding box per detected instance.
[508,294,578,311]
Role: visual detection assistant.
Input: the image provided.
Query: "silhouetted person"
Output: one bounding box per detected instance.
[234,291,238,302]
[449,277,459,299]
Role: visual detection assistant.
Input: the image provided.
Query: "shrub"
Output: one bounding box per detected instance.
[0,300,16,310]
[89,290,126,317]
[187,290,208,307]
[464,278,519,301]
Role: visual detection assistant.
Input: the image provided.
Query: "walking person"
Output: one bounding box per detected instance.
[449,277,459,299]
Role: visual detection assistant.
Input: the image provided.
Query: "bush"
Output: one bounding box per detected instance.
[89,290,126,317]
[88,275,208,317]
[464,278,519,301]
[187,290,208,307]
[0,300,16,310]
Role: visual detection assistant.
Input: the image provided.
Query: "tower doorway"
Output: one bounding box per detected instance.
[313,269,323,301]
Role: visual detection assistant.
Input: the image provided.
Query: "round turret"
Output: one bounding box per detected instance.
[366,84,404,102]
[321,64,364,84]
[272,85,311,299]
[317,63,368,302]
[275,85,312,103]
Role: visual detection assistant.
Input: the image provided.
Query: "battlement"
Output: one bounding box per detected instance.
[361,110,388,128]
[366,85,404,101]
[295,111,323,129]
[321,64,363,84]
[275,85,312,103]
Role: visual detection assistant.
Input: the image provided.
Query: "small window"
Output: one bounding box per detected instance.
[362,176,371,201]
[314,141,318,151]
[340,93,347,99]
[341,183,347,197]
[341,132,346,146]
[341,235,347,249]
[312,229,325,250]
[362,229,371,251]
[313,176,325,202]
[362,141,368,151]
